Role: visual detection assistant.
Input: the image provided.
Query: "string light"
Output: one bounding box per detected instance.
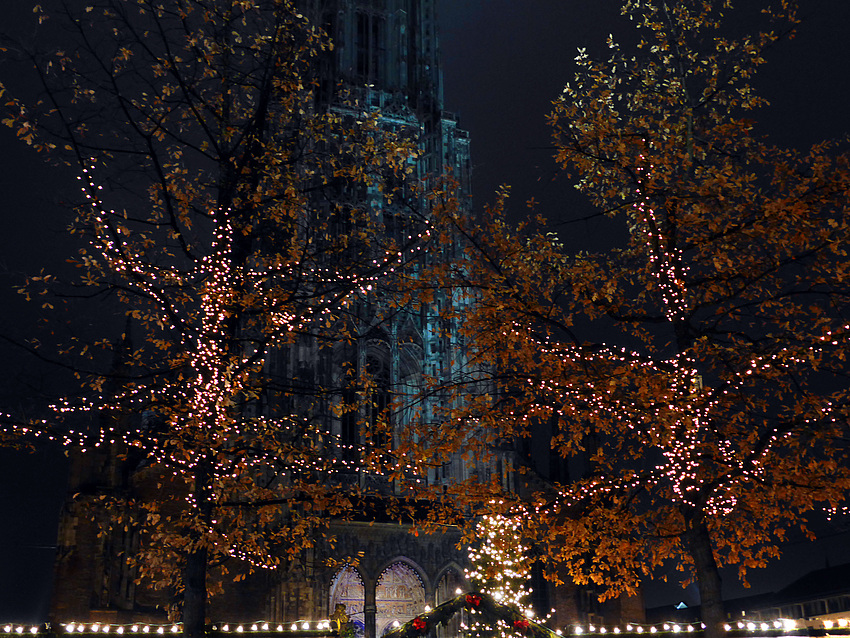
[33,622,351,636]
[0,152,466,585]
[464,511,543,638]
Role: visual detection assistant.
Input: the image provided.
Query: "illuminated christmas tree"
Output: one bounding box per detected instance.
[465,514,535,637]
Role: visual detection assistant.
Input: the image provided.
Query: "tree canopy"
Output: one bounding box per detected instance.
[426,1,850,636]
[0,0,447,634]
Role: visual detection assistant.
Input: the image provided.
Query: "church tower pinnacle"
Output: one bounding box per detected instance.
[303,0,444,116]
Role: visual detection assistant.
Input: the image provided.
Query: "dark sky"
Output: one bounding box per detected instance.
[3,0,850,624]
[439,0,850,219]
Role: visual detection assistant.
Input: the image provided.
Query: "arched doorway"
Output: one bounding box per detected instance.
[329,566,366,638]
[435,568,467,638]
[375,562,426,636]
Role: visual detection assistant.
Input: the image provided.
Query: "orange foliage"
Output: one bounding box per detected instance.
[1,0,440,633]
[425,1,850,636]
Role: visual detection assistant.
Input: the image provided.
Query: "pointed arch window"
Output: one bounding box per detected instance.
[356,11,386,84]
[365,345,392,449]
[339,342,393,460]
[329,566,365,636]
[375,562,425,635]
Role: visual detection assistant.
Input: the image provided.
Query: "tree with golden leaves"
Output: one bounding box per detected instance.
[1,1,440,635]
[428,1,850,636]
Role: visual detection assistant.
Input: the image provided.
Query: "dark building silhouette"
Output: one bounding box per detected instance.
[646,562,850,627]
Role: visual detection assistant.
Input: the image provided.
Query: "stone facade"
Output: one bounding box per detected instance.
[264,523,468,637]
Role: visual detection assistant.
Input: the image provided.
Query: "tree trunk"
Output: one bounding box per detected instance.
[687,519,724,638]
[183,464,211,638]
[183,544,208,638]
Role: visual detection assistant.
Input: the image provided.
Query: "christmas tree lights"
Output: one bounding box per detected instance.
[465,514,535,637]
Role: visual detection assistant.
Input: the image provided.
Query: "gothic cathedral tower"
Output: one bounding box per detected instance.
[304,0,472,196]
[262,3,476,636]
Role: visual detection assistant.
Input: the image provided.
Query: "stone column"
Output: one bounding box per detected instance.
[426,590,435,611]
[364,578,377,638]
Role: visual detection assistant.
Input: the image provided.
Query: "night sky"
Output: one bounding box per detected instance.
[2,0,850,624]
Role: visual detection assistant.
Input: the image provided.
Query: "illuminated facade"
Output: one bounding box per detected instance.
[253,2,477,634]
